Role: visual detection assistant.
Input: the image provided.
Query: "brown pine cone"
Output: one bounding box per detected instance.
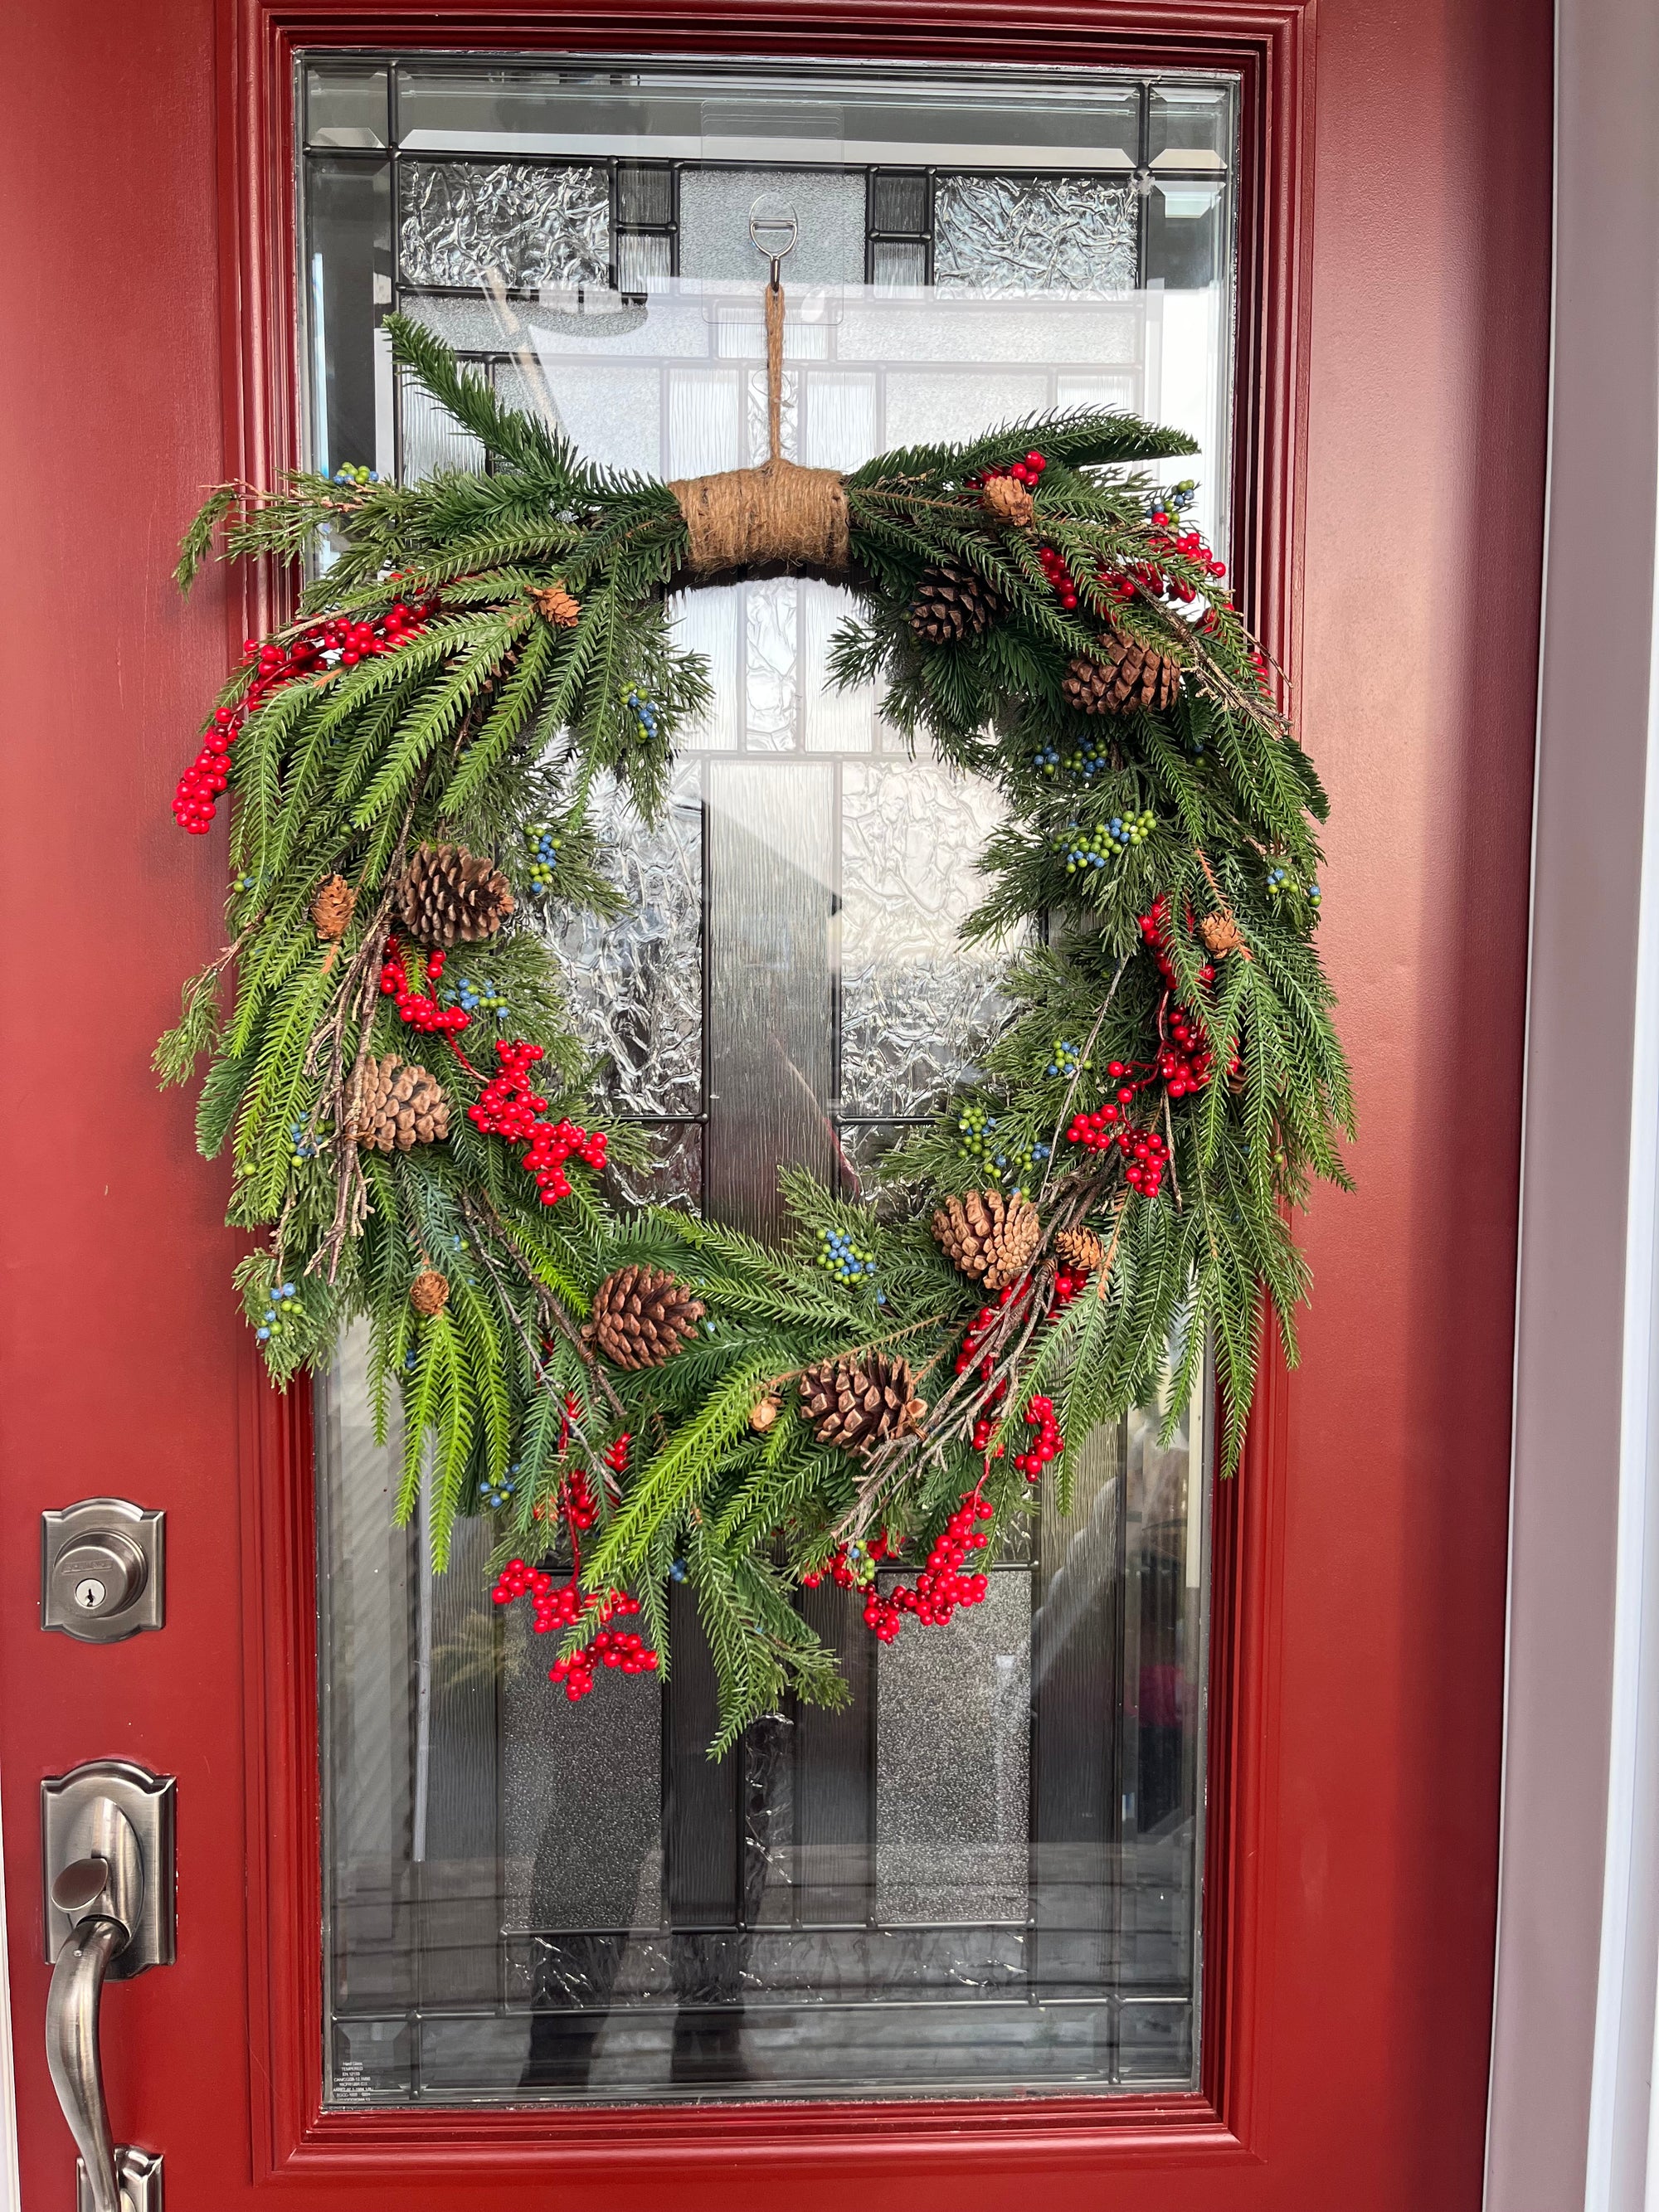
[800,1352,927,1457]
[530,581,581,628]
[353,1055,451,1151]
[1063,628,1183,716]
[586,1265,706,1371]
[980,474,1034,527]
[907,559,1002,644]
[394,843,516,949]
[1199,909,1244,957]
[932,1189,1042,1291]
[409,1267,450,1316]
[1053,1225,1104,1276]
[311,873,356,941]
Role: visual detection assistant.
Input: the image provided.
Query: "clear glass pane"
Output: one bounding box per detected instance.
[309,53,1234,2107]
[304,157,390,479]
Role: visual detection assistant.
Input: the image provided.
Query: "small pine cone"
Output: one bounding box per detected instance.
[1063,629,1183,716]
[353,1054,451,1152]
[586,1265,706,1371]
[394,843,516,949]
[531,581,581,629]
[311,873,356,941]
[980,474,1034,527]
[799,1352,927,1457]
[1053,1225,1104,1277]
[410,1268,450,1317]
[907,560,1003,644]
[932,1189,1042,1291]
[1199,909,1244,957]
[749,1395,781,1434]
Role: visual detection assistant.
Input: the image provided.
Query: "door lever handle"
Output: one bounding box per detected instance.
[46,1897,131,2212]
[41,1763,175,2212]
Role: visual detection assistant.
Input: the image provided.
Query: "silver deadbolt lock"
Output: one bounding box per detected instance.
[42,1501,164,1642]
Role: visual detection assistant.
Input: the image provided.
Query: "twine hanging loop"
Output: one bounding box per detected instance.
[668,201,853,586]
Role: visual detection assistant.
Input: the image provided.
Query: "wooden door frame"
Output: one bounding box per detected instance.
[227,1,1311,2183]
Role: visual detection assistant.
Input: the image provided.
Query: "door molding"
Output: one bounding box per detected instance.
[229,0,1308,2181]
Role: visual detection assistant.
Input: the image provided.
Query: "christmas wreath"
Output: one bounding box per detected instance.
[161,299,1350,1748]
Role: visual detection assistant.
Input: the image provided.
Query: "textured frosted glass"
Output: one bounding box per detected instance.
[501,1607,664,1932]
[400,161,609,289]
[935,174,1138,294]
[839,760,1013,1117]
[875,1572,1033,1923]
[678,168,865,284]
[608,1122,703,1211]
[560,770,702,1116]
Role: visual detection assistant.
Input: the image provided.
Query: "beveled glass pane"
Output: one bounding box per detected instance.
[305,61,389,149]
[1148,84,1232,168]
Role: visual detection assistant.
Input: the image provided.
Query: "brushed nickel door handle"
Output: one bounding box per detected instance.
[41,1763,175,2212]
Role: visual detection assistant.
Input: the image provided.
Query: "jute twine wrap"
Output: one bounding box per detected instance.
[668,276,853,585]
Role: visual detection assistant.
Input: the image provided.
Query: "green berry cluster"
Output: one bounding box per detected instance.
[1046,1039,1086,1079]
[817,1228,877,1285]
[1055,810,1155,873]
[525,823,562,892]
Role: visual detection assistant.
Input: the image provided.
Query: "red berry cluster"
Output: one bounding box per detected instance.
[800,1532,898,1590]
[1067,1106,1173,1196]
[861,1492,995,1642]
[603,1432,631,1477]
[1036,542,1079,611]
[965,450,1048,492]
[468,1040,607,1206]
[379,940,471,1035]
[1014,1395,1063,1481]
[1048,1266,1088,1314]
[551,1614,659,1699]
[1137,902,1238,1096]
[560,1468,597,1533]
[1099,515,1227,611]
[492,1563,659,1702]
[173,598,434,834]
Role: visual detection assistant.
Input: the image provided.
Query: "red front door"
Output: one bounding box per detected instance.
[0,2,1549,2207]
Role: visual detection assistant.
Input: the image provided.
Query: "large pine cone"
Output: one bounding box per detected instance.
[586,1266,706,1371]
[394,843,516,948]
[932,1189,1042,1290]
[800,1352,927,1456]
[907,560,1002,644]
[310,873,356,941]
[1063,629,1183,715]
[354,1054,451,1151]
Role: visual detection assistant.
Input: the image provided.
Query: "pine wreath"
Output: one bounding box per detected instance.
[159,309,1350,1751]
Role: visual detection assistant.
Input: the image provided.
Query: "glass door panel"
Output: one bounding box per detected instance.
[307,54,1233,2106]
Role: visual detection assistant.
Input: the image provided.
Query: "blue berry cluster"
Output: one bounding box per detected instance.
[1162,478,1198,515]
[1266,865,1290,897]
[818,1228,877,1285]
[445,975,508,1020]
[255,1281,302,1344]
[669,1556,688,1582]
[1046,1039,1085,1079]
[1032,745,1061,776]
[1056,810,1155,872]
[332,462,383,486]
[480,1471,517,1510]
[1034,738,1111,780]
[289,1121,319,1166]
[621,684,660,741]
[525,823,562,892]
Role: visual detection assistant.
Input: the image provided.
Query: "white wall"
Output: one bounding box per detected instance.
[1485,0,1659,2205]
